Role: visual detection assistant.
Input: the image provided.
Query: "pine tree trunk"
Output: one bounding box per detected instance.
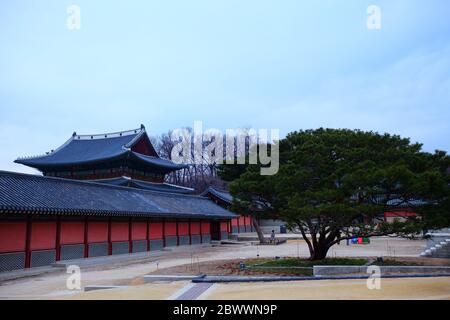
[310,244,329,260]
[252,216,267,244]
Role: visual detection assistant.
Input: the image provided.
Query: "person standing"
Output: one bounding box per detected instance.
[270,230,276,244]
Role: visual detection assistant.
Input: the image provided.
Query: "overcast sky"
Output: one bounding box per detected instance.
[1,0,449,174]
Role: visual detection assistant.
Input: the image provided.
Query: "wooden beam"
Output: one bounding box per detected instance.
[84,216,89,258]
[55,215,61,261]
[146,218,150,252]
[107,217,112,255]
[176,220,179,246]
[188,219,192,245]
[128,217,133,254]
[162,219,166,247]
[24,214,32,268]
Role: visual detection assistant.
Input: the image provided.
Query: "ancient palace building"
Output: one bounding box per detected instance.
[0,125,236,272]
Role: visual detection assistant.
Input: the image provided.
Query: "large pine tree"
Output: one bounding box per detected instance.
[223,128,450,260]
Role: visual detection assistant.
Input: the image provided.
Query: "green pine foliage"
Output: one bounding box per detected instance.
[221,128,450,260]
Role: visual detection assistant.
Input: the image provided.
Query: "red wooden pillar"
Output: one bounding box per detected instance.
[237,216,240,234]
[107,217,112,255]
[55,216,61,261]
[188,220,192,245]
[176,220,179,246]
[128,218,133,253]
[24,214,32,268]
[162,219,166,247]
[146,219,150,251]
[84,216,89,258]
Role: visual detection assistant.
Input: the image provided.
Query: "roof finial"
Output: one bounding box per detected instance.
[140,124,145,130]
[72,132,77,137]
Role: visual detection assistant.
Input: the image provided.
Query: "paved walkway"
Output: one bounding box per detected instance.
[175,283,214,300]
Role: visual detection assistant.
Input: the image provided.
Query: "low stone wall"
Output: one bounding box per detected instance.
[313,265,450,277]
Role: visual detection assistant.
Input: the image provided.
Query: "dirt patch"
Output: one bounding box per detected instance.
[147,259,246,276]
[146,256,450,278]
[146,258,313,277]
[371,256,450,266]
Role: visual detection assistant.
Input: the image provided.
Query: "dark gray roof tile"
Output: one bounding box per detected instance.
[201,187,233,204]
[92,176,195,194]
[14,127,185,172]
[0,171,237,219]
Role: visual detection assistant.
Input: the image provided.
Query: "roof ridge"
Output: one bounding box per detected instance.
[208,186,230,193]
[74,126,144,140]
[15,126,146,162]
[162,182,195,191]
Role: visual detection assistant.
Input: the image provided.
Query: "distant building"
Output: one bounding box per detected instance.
[201,187,286,234]
[0,126,236,272]
[201,187,254,234]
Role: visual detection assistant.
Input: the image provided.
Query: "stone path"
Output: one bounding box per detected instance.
[175,283,214,300]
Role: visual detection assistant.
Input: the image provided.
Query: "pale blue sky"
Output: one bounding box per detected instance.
[1,0,449,174]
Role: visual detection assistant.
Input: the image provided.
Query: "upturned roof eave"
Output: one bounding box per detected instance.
[201,187,233,204]
[14,150,185,172]
[130,152,188,171]
[14,150,130,170]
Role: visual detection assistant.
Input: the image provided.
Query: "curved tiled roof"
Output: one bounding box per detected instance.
[92,176,195,194]
[0,171,237,219]
[201,187,233,204]
[14,126,186,172]
[16,134,134,166]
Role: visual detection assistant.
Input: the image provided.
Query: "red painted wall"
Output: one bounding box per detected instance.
[0,221,26,253]
[220,222,228,232]
[201,222,210,234]
[384,211,417,218]
[111,222,129,241]
[88,221,108,243]
[131,222,147,240]
[149,222,163,240]
[165,222,177,236]
[60,221,84,245]
[231,218,238,226]
[190,222,201,235]
[178,222,189,235]
[30,222,56,250]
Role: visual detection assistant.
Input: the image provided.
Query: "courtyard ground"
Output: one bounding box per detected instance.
[200,277,450,300]
[1,236,448,300]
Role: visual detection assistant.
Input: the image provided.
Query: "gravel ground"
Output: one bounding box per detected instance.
[201,277,450,300]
